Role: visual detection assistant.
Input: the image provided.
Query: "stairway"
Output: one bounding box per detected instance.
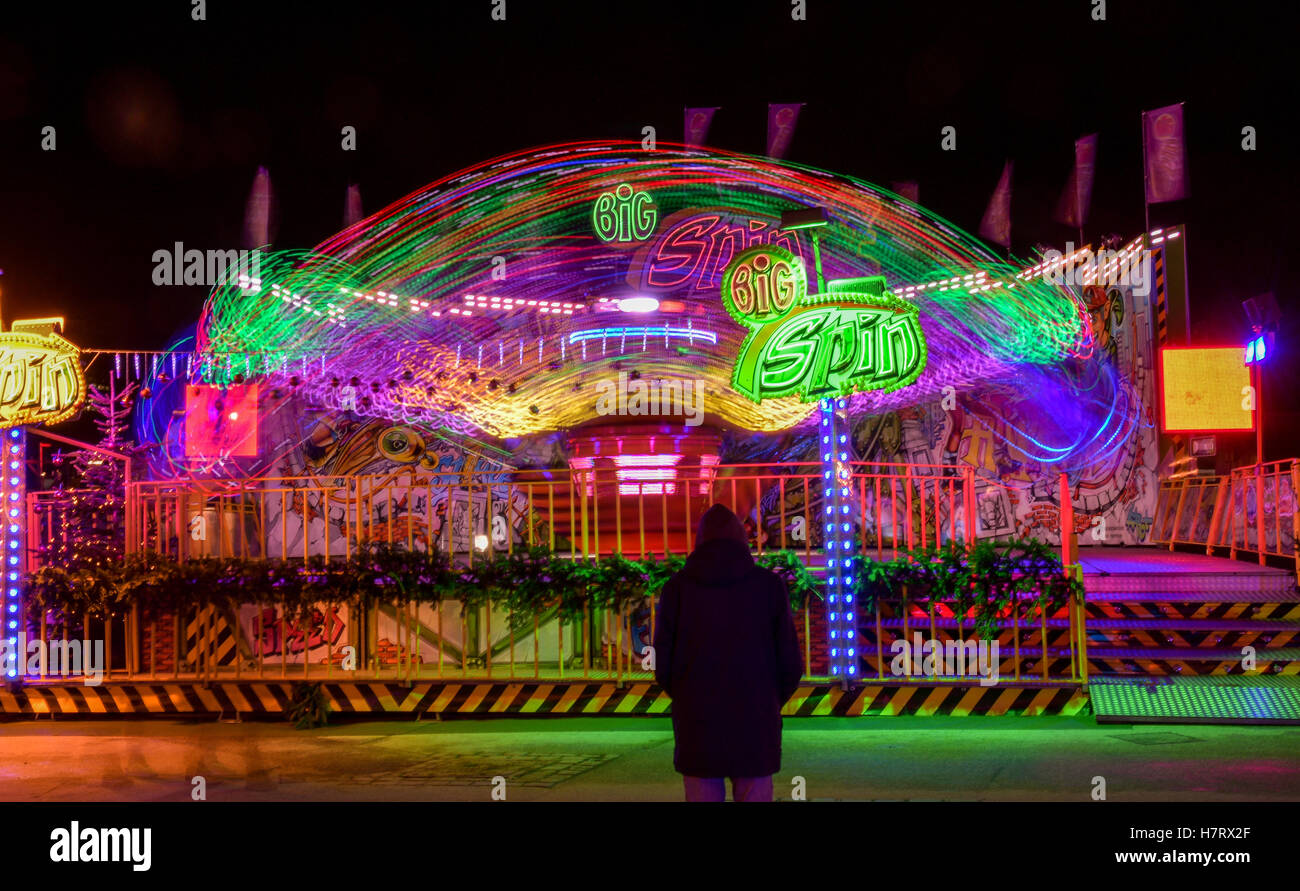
[1076,548,1300,723]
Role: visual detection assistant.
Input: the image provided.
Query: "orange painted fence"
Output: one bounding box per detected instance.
[1152,458,1299,580]
[21,463,1087,685]
[115,462,995,564]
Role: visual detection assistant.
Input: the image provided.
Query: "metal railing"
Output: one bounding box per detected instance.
[860,567,1088,685]
[120,462,990,563]
[16,597,664,687]
[22,463,1087,685]
[1153,459,1298,581]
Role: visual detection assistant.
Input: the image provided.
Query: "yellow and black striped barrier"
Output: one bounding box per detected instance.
[0,680,1088,718]
[783,683,1088,717]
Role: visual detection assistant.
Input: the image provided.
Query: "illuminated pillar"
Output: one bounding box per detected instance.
[3,427,25,682]
[821,397,857,682]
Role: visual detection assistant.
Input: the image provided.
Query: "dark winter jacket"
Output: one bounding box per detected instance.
[653,504,803,778]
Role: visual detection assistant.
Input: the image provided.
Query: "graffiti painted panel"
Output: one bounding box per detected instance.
[236,603,350,665]
[260,412,533,558]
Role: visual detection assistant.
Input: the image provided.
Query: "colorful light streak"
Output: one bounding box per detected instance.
[463,294,583,315]
[185,141,1095,454]
[567,326,717,346]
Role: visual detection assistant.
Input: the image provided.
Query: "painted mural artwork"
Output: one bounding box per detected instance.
[237,604,348,665]
[261,407,535,558]
[1224,473,1296,555]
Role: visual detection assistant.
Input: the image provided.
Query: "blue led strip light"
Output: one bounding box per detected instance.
[3,428,25,680]
[821,398,857,679]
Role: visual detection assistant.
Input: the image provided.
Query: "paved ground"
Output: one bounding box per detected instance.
[2,715,1298,802]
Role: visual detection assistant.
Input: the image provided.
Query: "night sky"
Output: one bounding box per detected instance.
[1,0,1295,452]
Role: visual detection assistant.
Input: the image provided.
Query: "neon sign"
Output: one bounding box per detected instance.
[633,210,806,292]
[592,184,657,243]
[720,245,807,326]
[730,276,928,402]
[0,327,86,428]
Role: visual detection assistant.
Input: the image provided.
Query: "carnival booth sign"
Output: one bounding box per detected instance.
[722,247,928,403]
[0,320,86,428]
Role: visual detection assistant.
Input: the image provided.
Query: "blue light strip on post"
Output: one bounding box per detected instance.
[3,427,25,680]
[821,398,857,680]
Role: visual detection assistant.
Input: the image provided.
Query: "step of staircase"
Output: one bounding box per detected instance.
[1080,646,1300,662]
[1090,675,1300,724]
[1080,549,1296,597]
[1084,617,1300,631]
[1085,588,1300,602]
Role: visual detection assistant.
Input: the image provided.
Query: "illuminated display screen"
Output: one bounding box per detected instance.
[1159,347,1254,433]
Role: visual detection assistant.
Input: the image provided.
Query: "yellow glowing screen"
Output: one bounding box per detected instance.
[1159,347,1254,433]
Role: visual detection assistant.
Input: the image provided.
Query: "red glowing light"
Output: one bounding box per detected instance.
[186,384,259,457]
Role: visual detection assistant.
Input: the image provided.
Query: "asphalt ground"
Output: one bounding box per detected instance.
[2,714,1297,802]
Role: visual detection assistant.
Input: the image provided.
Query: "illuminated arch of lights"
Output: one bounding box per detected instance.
[147,140,1127,478]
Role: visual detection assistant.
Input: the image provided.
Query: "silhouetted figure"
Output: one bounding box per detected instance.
[653,503,803,801]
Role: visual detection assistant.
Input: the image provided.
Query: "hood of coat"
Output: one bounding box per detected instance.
[682,504,755,586]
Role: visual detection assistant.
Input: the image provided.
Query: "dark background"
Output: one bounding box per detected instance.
[0,0,1295,455]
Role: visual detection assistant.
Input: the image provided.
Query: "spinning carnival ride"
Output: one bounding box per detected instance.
[137,141,1139,481]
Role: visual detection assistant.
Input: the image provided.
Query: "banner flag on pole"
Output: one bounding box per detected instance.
[1055,133,1098,227]
[891,181,920,203]
[766,103,804,159]
[979,161,1013,249]
[684,107,719,147]
[1143,103,1189,204]
[343,184,363,227]
[242,166,274,249]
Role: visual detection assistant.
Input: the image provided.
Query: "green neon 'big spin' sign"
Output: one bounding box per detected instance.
[722,246,928,403]
[720,244,807,324]
[592,184,657,243]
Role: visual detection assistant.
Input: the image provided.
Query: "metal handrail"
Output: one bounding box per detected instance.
[24,463,1093,686]
[1152,459,1298,583]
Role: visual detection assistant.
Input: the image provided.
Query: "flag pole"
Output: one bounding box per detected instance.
[1076,138,1085,249]
[1141,110,1151,235]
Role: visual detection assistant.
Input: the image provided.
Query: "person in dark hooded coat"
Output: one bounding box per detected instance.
[653,503,803,801]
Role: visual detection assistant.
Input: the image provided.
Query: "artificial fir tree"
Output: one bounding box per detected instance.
[44,382,140,571]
